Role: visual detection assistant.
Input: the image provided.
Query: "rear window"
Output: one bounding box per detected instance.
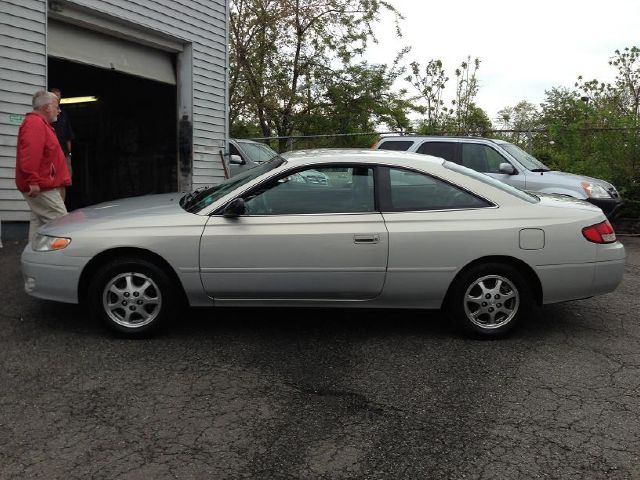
[416,142,456,162]
[377,140,414,151]
[444,162,539,203]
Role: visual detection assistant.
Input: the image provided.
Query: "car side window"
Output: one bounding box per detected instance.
[378,140,414,151]
[387,167,491,211]
[461,143,509,173]
[243,166,375,215]
[485,147,508,173]
[416,142,456,162]
[229,143,241,156]
[460,143,489,172]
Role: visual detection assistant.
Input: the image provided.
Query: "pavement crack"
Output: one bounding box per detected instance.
[292,384,405,417]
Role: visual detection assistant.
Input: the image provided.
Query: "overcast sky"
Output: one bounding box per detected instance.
[364,0,640,122]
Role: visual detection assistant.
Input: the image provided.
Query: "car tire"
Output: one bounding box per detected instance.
[88,257,178,337]
[445,262,532,338]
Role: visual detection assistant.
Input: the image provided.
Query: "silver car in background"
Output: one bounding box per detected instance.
[374,136,624,219]
[227,138,279,176]
[227,138,329,184]
[22,150,626,338]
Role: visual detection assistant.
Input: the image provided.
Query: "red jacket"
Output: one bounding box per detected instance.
[15,112,71,192]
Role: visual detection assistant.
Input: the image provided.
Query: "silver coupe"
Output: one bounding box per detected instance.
[21,150,626,338]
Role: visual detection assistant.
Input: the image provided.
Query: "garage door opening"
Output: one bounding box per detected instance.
[48,57,178,209]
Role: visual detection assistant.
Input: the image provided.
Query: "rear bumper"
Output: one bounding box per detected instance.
[592,258,626,297]
[587,197,624,219]
[592,241,626,296]
[536,242,626,304]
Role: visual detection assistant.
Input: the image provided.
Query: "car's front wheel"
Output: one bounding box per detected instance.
[88,257,178,337]
[445,263,532,338]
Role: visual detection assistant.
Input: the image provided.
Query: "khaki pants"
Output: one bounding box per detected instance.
[22,188,67,242]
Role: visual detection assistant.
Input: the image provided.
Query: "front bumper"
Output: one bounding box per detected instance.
[587,197,625,219]
[21,245,87,304]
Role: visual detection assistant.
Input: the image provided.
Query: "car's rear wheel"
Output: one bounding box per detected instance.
[88,257,177,337]
[445,263,532,338]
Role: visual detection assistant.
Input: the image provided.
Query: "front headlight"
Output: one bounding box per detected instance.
[32,234,71,252]
[581,181,612,199]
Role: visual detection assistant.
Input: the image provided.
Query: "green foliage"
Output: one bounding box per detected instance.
[405,59,450,131]
[229,120,263,139]
[230,6,639,217]
[452,57,482,133]
[285,133,380,151]
[300,60,413,136]
[407,55,490,135]
[229,0,407,149]
[496,48,640,216]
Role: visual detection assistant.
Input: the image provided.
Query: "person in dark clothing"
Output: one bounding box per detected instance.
[50,88,75,200]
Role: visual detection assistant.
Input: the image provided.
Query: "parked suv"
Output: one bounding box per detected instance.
[374,136,624,218]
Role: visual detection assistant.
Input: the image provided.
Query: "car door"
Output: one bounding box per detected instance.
[460,142,528,191]
[199,165,389,301]
[379,166,498,308]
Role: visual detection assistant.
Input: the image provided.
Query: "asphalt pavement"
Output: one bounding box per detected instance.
[1,237,639,479]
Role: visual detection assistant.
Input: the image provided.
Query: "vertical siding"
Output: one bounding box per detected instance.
[0,0,228,224]
[66,0,229,188]
[0,0,47,221]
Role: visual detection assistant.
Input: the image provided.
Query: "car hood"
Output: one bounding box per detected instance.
[535,170,615,190]
[40,193,195,235]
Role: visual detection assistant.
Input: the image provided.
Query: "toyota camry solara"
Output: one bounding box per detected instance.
[21,150,626,338]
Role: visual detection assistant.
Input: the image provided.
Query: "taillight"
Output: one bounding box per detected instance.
[582,220,617,244]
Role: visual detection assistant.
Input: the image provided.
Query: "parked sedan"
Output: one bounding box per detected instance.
[22,150,626,338]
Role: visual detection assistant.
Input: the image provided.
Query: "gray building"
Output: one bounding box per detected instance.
[0,0,228,223]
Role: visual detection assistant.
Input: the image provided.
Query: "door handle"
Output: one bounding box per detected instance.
[354,234,380,244]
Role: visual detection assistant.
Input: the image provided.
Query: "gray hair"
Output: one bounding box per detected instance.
[32,90,58,110]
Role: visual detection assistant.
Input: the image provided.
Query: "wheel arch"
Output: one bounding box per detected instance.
[445,255,543,306]
[78,247,188,306]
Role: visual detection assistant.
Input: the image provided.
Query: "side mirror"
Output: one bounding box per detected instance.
[229,154,244,165]
[223,198,246,218]
[499,163,516,175]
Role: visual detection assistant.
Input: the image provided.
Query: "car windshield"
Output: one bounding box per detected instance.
[501,143,550,171]
[181,156,284,213]
[237,141,278,164]
[444,161,539,203]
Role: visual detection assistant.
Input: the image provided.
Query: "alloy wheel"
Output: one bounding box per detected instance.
[102,272,162,329]
[463,274,520,329]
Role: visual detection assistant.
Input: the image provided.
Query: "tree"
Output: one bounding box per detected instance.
[491,47,640,212]
[610,46,640,119]
[451,56,481,133]
[229,0,402,149]
[405,59,450,133]
[494,101,539,144]
[292,60,413,147]
[496,106,513,130]
[407,55,489,135]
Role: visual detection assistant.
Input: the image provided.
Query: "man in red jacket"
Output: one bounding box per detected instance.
[15,90,71,242]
